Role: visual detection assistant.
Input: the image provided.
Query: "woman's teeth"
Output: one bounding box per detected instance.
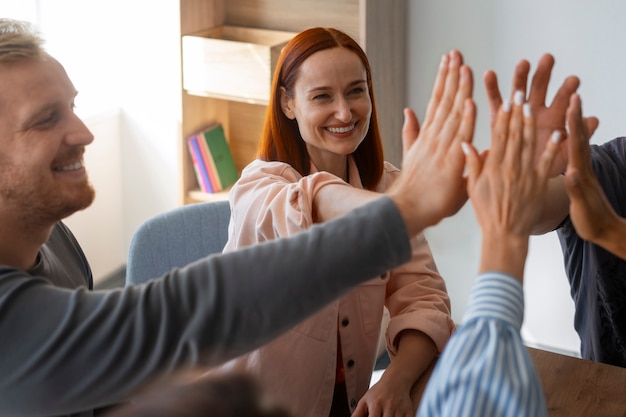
[327,124,355,134]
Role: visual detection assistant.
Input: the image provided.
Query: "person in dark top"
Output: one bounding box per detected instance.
[558,132,626,366]
[485,52,626,368]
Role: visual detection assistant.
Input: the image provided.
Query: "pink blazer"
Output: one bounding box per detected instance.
[215,158,454,417]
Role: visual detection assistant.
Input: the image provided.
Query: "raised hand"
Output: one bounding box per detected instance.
[389,50,476,234]
[464,90,561,278]
[564,94,626,259]
[484,53,599,176]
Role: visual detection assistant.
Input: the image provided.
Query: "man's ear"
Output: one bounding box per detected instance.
[280,87,295,120]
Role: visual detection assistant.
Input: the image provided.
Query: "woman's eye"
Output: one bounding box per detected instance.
[349,87,366,95]
[313,93,330,100]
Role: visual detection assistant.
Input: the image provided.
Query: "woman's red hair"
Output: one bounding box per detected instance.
[256,27,384,190]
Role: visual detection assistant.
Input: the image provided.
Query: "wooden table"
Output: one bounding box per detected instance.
[529,347,626,416]
[408,347,626,416]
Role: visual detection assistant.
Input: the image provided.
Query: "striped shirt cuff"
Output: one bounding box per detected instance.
[462,272,524,331]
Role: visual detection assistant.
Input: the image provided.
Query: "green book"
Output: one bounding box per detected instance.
[198,124,239,190]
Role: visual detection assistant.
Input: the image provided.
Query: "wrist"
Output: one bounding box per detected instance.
[388,190,428,237]
[479,234,529,280]
[595,216,626,260]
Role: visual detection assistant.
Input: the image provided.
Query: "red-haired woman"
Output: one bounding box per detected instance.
[217,27,461,417]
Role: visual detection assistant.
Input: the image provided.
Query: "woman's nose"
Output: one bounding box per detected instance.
[334,97,352,122]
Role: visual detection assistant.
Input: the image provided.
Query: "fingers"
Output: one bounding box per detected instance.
[527,53,554,106]
[536,131,562,180]
[438,65,474,145]
[431,50,463,128]
[520,102,536,172]
[511,58,531,99]
[420,49,474,151]
[483,69,502,126]
[543,75,581,142]
[423,53,450,123]
[488,95,513,164]
[484,90,553,181]
[484,58,530,129]
[462,141,481,188]
[548,75,579,114]
[503,91,526,171]
[584,116,600,138]
[351,400,368,417]
[457,98,477,146]
[453,65,474,116]
[565,93,591,173]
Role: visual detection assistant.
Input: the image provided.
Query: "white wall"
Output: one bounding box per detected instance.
[63,109,125,283]
[408,0,626,356]
[1,0,183,282]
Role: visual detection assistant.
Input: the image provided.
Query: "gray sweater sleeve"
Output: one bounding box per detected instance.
[0,196,411,416]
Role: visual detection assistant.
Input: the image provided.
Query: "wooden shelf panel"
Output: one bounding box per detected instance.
[186,189,230,204]
[179,0,406,205]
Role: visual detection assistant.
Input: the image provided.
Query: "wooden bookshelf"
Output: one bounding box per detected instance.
[179,0,407,204]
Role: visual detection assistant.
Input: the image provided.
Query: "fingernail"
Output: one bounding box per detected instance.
[551,131,562,143]
[440,54,448,68]
[523,103,531,117]
[503,99,511,113]
[450,51,459,65]
[514,90,524,106]
[461,142,471,155]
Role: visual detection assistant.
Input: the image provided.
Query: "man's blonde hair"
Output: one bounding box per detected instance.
[0,18,45,62]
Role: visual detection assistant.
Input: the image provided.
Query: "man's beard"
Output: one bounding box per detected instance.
[0,162,96,227]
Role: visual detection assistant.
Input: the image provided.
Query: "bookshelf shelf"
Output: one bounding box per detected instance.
[184,90,269,107]
[188,189,231,203]
[179,0,407,205]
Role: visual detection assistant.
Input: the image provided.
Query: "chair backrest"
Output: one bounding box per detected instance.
[125,200,231,285]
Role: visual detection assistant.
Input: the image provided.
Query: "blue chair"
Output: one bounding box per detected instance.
[125,200,231,285]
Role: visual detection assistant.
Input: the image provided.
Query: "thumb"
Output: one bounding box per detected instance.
[402,107,420,156]
[584,116,600,138]
[461,141,480,187]
[564,169,584,202]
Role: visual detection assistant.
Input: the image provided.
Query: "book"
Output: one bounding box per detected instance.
[186,135,213,193]
[197,124,239,190]
[195,132,221,192]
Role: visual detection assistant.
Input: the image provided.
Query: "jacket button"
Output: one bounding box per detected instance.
[350,399,357,408]
[341,318,349,327]
[347,359,355,367]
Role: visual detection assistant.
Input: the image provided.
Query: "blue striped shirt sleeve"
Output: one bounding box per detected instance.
[416,272,548,417]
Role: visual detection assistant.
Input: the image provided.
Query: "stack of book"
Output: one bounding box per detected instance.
[186,123,239,194]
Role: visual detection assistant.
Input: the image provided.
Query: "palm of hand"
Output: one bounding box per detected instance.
[409,128,468,218]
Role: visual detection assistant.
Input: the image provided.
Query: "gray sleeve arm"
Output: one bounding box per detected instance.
[0,196,411,416]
